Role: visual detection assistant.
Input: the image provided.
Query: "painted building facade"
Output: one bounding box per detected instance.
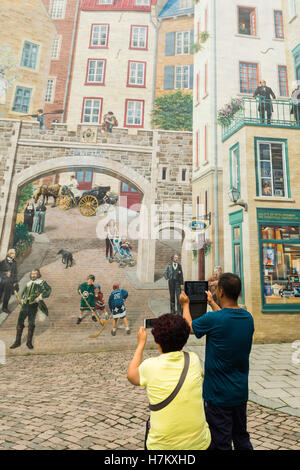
[191,0,300,341]
[155,0,194,97]
[0,0,57,120]
[282,0,300,90]
[41,0,82,128]
[66,0,160,130]
[192,0,287,285]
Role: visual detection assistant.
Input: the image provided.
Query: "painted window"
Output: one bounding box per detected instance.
[175,31,193,55]
[86,59,106,84]
[125,100,144,127]
[21,41,39,69]
[292,44,300,81]
[90,24,109,48]
[162,167,167,180]
[165,30,193,56]
[12,86,32,113]
[239,62,259,94]
[45,78,56,103]
[229,210,245,304]
[135,0,150,5]
[49,0,66,19]
[278,66,289,97]
[256,141,289,198]
[51,36,61,59]
[288,0,297,19]
[195,130,200,169]
[127,61,146,87]
[175,65,190,89]
[238,6,256,36]
[179,0,193,8]
[274,10,284,39]
[81,98,102,124]
[98,0,113,4]
[258,210,300,312]
[130,26,148,50]
[230,143,240,194]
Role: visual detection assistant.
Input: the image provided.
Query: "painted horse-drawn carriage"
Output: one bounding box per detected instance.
[34,184,118,217]
[57,185,118,216]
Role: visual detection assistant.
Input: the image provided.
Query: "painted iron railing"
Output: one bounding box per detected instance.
[221,97,300,141]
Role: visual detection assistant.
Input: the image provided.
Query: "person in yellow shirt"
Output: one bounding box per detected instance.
[127,314,211,450]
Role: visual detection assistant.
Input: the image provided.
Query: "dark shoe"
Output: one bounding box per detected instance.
[2,307,10,314]
[76,317,82,325]
[10,325,24,349]
[26,325,35,350]
[92,315,97,322]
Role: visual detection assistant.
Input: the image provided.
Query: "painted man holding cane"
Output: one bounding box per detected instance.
[163,254,184,315]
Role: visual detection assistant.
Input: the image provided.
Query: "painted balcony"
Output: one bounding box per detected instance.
[221,97,300,141]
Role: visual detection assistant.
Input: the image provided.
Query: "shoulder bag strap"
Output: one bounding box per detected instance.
[149,351,190,412]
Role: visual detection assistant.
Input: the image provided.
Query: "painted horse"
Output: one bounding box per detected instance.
[34,184,62,206]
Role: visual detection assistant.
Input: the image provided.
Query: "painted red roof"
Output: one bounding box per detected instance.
[81,0,157,12]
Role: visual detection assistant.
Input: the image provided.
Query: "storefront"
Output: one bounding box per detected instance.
[257,208,300,312]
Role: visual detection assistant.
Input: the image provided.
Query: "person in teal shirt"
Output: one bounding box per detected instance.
[180,273,254,451]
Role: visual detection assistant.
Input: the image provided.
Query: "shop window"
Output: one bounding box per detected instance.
[256,140,289,198]
[260,225,300,309]
[238,7,257,36]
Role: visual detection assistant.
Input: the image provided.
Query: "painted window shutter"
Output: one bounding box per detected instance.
[189,64,194,89]
[165,32,175,56]
[190,29,194,53]
[164,66,175,90]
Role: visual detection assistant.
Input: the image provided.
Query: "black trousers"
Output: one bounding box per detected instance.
[0,280,13,309]
[168,280,182,314]
[204,401,253,451]
[259,104,272,124]
[106,237,113,258]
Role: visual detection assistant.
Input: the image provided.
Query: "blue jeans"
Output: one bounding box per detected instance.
[204,401,253,451]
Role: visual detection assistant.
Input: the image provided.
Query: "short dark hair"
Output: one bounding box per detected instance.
[88,275,95,281]
[218,273,241,301]
[151,314,190,353]
[31,268,41,279]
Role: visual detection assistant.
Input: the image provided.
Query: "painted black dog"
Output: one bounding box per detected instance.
[57,250,73,268]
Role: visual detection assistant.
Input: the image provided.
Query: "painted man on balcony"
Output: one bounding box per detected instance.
[291,83,300,125]
[253,80,276,124]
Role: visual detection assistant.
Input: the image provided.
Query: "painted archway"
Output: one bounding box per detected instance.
[1,155,156,283]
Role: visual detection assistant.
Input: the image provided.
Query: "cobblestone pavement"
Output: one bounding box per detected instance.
[0,350,299,451]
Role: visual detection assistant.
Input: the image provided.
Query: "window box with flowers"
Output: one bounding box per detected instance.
[217,98,244,126]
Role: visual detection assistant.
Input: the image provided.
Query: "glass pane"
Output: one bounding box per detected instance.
[233,227,240,240]
[234,244,241,276]
[85,171,92,183]
[262,243,300,304]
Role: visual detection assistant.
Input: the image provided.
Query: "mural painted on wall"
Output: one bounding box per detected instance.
[0,0,202,354]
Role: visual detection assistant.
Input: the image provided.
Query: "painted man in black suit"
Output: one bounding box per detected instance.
[0,248,19,314]
[163,254,184,315]
[253,80,276,124]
